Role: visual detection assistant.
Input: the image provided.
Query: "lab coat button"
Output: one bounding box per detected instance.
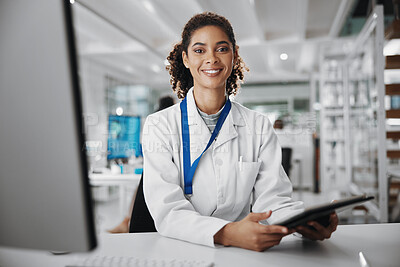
[215,158,223,166]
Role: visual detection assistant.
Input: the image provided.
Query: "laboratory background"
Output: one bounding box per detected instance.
[68,0,400,232]
[2,0,400,266]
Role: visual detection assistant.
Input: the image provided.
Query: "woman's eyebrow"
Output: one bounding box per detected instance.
[192,42,205,47]
[216,41,229,45]
[191,41,230,47]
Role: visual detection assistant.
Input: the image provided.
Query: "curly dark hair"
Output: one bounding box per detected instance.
[166,12,248,99]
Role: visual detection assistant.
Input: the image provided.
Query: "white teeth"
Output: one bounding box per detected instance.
[203,69,220,74]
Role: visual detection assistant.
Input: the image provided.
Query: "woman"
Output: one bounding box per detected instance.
[142,12,337,251]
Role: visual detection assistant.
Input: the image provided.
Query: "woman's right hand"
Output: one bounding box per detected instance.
[214,211,293,252]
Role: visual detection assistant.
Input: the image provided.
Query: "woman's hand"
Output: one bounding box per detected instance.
[294,212,338,241]
[214,211,293,252]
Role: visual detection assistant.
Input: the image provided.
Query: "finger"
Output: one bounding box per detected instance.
[296,229,320,241]
[254,236,284,251]
[282,228,296,235]
[296,226,323,241]
[258,224,289,235]
[256,231,286,241]
[260,234,286,242]
[307,221,330,238]
[329,213,339,232]
[261,239,282,248]
[330,212,338,224]
[248,210,272,222]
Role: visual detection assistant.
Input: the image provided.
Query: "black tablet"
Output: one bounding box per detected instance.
[276,195,374,228]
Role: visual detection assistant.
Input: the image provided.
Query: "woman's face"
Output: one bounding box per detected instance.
[182,25,236,93]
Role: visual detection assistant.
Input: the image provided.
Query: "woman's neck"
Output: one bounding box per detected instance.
[193,87,226,115]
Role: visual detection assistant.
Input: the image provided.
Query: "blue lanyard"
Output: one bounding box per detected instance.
[180,96,231,195]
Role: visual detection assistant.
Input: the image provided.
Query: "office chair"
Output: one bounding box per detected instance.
[281,147,292,177]
[129,172,157,233]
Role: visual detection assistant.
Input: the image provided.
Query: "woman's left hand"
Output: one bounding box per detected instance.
[294,212,338,241]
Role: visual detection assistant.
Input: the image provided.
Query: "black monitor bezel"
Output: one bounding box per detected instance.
[64,0,97,250]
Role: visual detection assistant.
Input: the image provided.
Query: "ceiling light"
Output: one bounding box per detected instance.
[125,66,134,73]
[151,65,161,73]
[142,0,156,14]
[313,103,321,111]
[116,107,124,116]
[70,0,75,3]
[280,53,288,61]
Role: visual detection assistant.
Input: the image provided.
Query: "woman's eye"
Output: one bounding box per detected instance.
[217,47,228,52]
[194,49,203,53]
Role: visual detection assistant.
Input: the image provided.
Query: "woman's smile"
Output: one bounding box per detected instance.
[182,25,235,92]
[201,68,223,77]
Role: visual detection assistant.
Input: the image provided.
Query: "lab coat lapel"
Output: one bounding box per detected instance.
[186,89,212,162]
[214,100,245,149]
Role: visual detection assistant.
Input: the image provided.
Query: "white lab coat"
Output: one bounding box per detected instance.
[142,88,304,247]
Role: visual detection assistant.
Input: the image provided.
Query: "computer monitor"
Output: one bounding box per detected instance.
[107,115,142,160]
[0,0,96,252]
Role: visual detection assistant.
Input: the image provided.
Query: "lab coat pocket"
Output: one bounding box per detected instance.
[236,160,261,196]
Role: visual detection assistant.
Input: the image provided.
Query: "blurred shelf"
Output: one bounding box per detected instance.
[349,78,369,83]
[351,105,369,109]
[385,20,400,39]
[387,131,400,139]
[324,165,346,169]
[386,84,400,95]
[324,138,345,142]
[324,110,344,116]
[323,106,344,110]
[387,150,400,158]
[386,109,400,118]
[323,79,343,83]
[385,55,400,69]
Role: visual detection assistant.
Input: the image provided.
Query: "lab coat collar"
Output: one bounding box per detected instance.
[186,88,246,127]
[185,88,245,150]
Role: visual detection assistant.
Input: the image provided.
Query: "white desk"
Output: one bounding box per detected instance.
[1,223,399,267]
[89,173,141,216]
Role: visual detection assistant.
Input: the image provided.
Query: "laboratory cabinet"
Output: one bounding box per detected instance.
[319,6,387,222]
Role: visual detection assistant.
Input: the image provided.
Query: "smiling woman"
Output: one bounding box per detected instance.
[142,12,338,252]
[166,12,248,101]
[182,26,236,114]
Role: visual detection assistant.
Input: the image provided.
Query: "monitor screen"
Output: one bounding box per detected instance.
[0,0,96,252]
[107,115,141,160]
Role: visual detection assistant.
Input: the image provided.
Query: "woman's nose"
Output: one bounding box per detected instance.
[206,51,219,64]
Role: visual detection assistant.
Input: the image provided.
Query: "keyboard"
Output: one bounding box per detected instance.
[67,255,214,267]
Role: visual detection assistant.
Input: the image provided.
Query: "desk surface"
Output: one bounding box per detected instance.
[1,223,399,267]
[89,173,141,186]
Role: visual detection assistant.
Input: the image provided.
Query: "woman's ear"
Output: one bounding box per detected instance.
[234,45,239,64]
[182,51,189,68]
